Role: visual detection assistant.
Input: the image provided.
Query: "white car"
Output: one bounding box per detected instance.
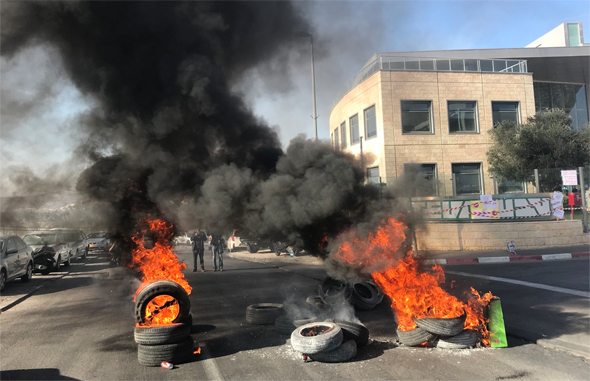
[173,234,192,246]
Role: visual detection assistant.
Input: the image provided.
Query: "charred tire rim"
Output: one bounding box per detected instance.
[325,319,370,347]
[318,277,352,305]
[246,303,284,325]
[293,317,317,327]
[414,314,466,337]
[137,336,194,367]
[310,340,357,363]
[365,280,384,304]
[134,281,191,325]
[436,329,478,349]
[396,326,437,347]
[290,322,343,355]
[134,322,191,345]
[351,281,381,310]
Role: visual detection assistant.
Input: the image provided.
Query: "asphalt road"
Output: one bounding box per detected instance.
[0,247,589,380]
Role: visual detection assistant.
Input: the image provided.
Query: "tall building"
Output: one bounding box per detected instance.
[329,23,590,197]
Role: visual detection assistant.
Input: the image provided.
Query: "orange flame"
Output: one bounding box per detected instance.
[130,219,192,326]
[194,347,201,355]
[333,217,494,346]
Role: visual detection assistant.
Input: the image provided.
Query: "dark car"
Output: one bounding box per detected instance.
[226,230,271,253]
[50,229,88,260]
[22,231,70,273]
[0,235,34,291]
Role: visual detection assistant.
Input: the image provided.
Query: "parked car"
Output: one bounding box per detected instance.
[272,241,301,257]
[86,232,111,252]
[227,230,271,253]
[22,231,71,273]
[173,233,192,246]
[0,235,34,291]
[50,228,88,260]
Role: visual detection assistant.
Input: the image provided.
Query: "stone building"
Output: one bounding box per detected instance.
[329,23,590,197]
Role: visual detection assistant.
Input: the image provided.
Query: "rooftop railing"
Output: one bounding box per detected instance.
[332,57,528,109]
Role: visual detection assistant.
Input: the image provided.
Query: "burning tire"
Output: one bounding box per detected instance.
[396,326,436,347]
[414,314,466,337]
[350,281,382,310]
[137,336,194,367]
[436,329,478,349]
[318,277,352,305]
[246,303,284,325]
[325,319,370,347]
[134,281,191,325]
[134,322,191,345]
[290,322,343,355]
[310,340,357,363]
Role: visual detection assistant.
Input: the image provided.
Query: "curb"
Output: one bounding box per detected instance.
[424,251,590,266]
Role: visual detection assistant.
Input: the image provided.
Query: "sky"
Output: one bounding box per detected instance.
[1,0,589,196]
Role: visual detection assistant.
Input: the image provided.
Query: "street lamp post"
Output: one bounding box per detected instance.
[296,32,318,141]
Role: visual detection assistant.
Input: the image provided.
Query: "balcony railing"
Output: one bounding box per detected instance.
[332,57,528,109]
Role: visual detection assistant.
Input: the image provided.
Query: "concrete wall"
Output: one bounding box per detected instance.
[329,69,535,195]
[415,220,589,251]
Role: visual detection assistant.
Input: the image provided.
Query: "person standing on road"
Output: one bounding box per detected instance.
[192,229,207,272]
[211,234,225,271]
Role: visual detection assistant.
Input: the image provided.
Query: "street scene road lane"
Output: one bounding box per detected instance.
[2,247,589,380]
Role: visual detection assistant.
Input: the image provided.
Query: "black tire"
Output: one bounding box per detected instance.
[436,329,478,349]
[396,327,436,347]
[21,263,33,282]
[134,322,191,345]
[351,282,380,310]
[137,336,194,367]
[365,280,384,305]
[318,277,352,305]
[185,313,193,327]
[41,269,50,275]
[325,319,369,347]
[246,303,284,325]
[134,281,191,325]
[414,314,466,337]
[83,247,88,259]
[290,322,343,355]
[305,295,330,313]
[0,270,6,291]
[310,340,357,363]
[275,315,297,335]
[247,244,259,254]
[64,255,71,267]
[54,256,61,272]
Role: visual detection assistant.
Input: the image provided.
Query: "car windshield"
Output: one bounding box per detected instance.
[88,232,107,239]
[23,234,58,245]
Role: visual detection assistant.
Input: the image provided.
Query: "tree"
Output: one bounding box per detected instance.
[487,109,590,191]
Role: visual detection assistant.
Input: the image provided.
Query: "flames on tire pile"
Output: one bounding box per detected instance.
[130,219,192,327]
[332,216,494,347]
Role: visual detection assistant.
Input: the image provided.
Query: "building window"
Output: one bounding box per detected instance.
[367,167,380,184]
[350,114,359,144]
[567,23,581,46]
[334,126,339,151]
[448,101,478,133]
[498,180,526,194]
[492,101,520,126]
[401,101,433,134]
[364,105,377,138]
[452,163,483,196]
[330,132,334,148]
[340,122,347,149]
[534,82,588,130]
[404,163,438,196]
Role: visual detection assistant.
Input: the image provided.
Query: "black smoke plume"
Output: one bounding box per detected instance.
[2,1,421,265]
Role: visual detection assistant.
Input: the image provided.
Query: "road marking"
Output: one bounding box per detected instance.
[198,342,224,381]
[478,256,510,263]
[446,271,590,298]
[542,253,572,261]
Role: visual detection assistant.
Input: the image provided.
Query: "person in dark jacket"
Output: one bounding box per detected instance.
[210,234,225,271]
[192,229,207,272]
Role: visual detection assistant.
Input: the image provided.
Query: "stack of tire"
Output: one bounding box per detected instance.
[308,277,384,315]
[134,281,195,366]
[290,319,370,363]
[396,314,478,349]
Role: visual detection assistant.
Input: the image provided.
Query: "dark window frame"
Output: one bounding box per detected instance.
[491,101,521,126]
[452,162,484,196]
[447,100,479,134]
[367,166,380,184]
[364,105,377,139]
[340,121,347,149]
[403,163,439,196]
[401,100,434,134]
[349,114,360,144]
[334,126,340,151]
